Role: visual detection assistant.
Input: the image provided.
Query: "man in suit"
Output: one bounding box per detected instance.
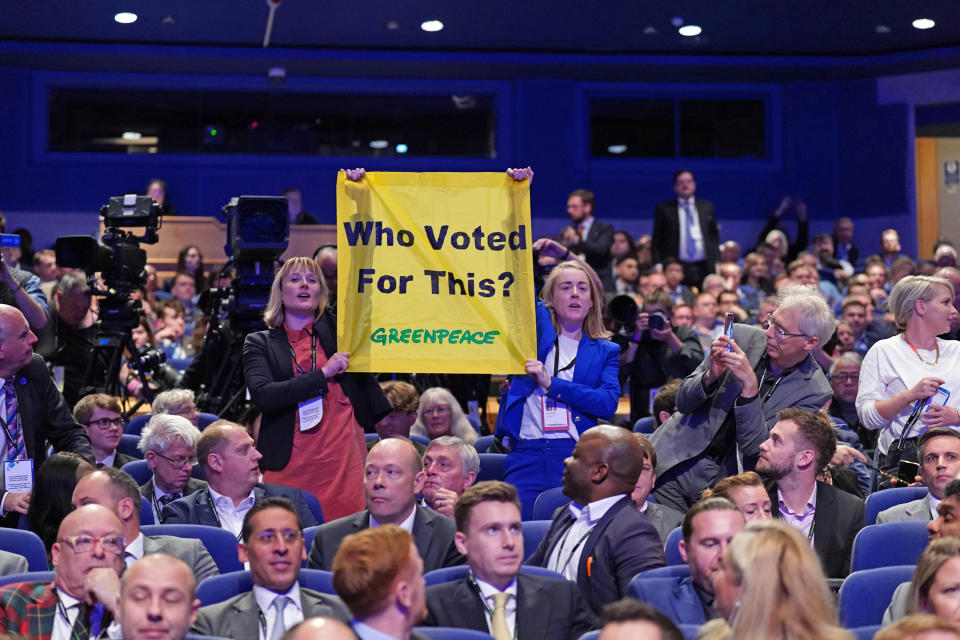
[651,170,720,289]
[527,425,665,615]
[650,286,835,511]
[193,498,349,639]
[72,466,219,581]
[423,481,595,639]
[560,189,615,291]
[421,436,478,519]
[597,598,684,640]
[759,408,865,579]
[308,437,463,572]
[73,393,135,469]
[877,427,960,523]
[119,553,200,640]
[332,525,430,640]
[137,414,207,522]
[0,304,93,522]
[629,497,744,626]
[0,504,125,639]
[162,420,317,534]
[630,434,684,544]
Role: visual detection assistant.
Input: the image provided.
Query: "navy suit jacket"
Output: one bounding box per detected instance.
[527,495,665,614]
[651,198,720,267]
[495,303,620,441]
[161,482,318,528]
[423,572,595,640]
[629,575,707,627]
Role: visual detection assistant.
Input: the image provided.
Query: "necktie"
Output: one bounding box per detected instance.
[682,200,697,261]
[71,602,91,640]
[269,595,291,640]
[491,592,511,640]
[577,223,585,239]
[3,379,24,460]
[159,494,181,506]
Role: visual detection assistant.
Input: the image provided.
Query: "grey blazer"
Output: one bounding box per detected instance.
[192,588,350,640]
[882,581,910,624]
[876,496,931,524]
[0,551,27,577]
[307,506,465,572]
[142,534,219,582]
[642,502,685,545]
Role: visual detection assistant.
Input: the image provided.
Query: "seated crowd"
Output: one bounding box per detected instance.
[1,172,960,640]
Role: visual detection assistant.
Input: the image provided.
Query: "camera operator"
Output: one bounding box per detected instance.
[0,249,47,333]
[623,290,704,423]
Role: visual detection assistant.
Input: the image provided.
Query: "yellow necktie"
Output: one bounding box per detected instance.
[491,591,511,640]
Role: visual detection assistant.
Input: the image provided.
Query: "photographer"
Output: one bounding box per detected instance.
[623,290,704,422]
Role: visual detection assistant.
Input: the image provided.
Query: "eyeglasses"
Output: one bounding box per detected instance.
[766,314,808,343]
[153,451,198,468]
[253,529,302,545]
[86,417,125,430]
[831,373,859,383]
[422,407,450,415]
[58,534,125,554]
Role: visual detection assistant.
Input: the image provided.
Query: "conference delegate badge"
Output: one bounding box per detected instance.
[298,396,323,431]
[4,459,33,493]
[541,397,571,433]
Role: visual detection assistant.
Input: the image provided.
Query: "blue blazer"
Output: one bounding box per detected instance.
[495,303,620,440]
[628,575,707,627]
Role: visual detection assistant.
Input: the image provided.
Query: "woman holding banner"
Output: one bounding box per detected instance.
[243,256,391,521]
[495,237,620,517]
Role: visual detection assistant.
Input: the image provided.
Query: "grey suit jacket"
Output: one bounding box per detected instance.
[650,324,831,507]
[423,572,595,640]
[142,534,219,582]
[192,588,349,640]
[642,502,685,544]
[0,551,27,577]
[882,581,910,624]
[876,496,931,524]
[307,506,465,572]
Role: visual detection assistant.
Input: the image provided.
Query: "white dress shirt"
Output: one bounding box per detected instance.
[677,197,705,262]
[253,583,304,640]
[124,532,146,568]
[547,494,623,581]
[474,574,518,637]
[207,486,256,538]
[369,505,417,534]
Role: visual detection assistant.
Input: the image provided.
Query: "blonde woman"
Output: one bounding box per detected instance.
[243,257,391,520]
[905,537,960,625]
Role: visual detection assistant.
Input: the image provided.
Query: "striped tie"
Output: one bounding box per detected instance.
[3,379,24,460]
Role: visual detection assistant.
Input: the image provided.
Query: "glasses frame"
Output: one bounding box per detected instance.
[86,417,125,430]
[766,313,809,343]
[152,451,198,468]
[58,534,125,555]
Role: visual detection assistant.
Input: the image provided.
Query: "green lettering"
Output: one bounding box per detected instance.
[413,329,424,343]
[400,329,411,344]
[472,331,485,343]
[388,328,400,344]
[449,330,462,343]
[424,329,436,343]
[371,328,386,345]
[484,331,499,344]
[459,330,473,344]
[436,329,450,342]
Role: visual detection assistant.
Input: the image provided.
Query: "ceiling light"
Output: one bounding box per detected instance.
[122,131,142,141]
[420,20,444,32]
[114,12,138,24]
[912,18,935,30]
[607,145,628,155]
[678,25,702,37]
[643,26,657,35]
[386,20,400,31]
[369,140,389,150]
[395,143,408,154]
[875,24,891,34]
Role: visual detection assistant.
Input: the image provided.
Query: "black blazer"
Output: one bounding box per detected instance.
[651,199,720,267]
[569,220,615,291]
[307,506,465,572]
[423,572,595,640]
[243,312,391,471]
[161,482,319,528]
[766,480,865,579]
[14,354,93,464]
[526,495,665,614]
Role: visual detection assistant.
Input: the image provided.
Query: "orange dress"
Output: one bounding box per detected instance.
[262,326,367,520]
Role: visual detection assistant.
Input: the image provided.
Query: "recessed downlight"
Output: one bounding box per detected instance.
[114,12,138,24]
[122,131,142,141]
[607,145,628,155]
[395,143,408,154]
[420,20,444,32]
[678,25,702,37]
[369,140,389,150]
[913,18,935,30]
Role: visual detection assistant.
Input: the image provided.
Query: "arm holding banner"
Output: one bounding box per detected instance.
[243,331,330,413]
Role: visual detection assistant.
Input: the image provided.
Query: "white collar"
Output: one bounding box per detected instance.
[253,582,302,614]
[369,505,417,533]
[473,573,517,599]
[126,532,145,561]
[208,485,256,509]
[568,494,624,524]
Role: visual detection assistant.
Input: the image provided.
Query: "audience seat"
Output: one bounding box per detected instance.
[121,459,205,486]
[0,529,48,572]
[632,564,690,580]
[196,569,335,606]
[521,520,551,560]
[299,490,324,525]
[140,496,156,526]
[117,433,144,459]
[410,435,431,446]
[476,453,506,482]
[531,487,568,521]
[473,435,494,453]
[837,565,914,628]
[413,628,496,639]
[664,526,684,565]
[141,524,242,574]
[864,486,928,525]
[425,565,563,587]
[633,416,655,434]
[850,521,929,572]
[124,412,220,436]
[0,571,55,589]
[576,632,599,640]
[364,433,379,444]
[302,525,319,568]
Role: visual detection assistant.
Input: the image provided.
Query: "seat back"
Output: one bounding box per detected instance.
[413,628,498,639]
[299,490,324,525]
[0,529,47,572]
[531,487,568,521]
[0,571,55,589]
[664,526,684,565]
[473,435,494,453]
[141,524,243,574]
[851,521,930,572]
[476,453,506,482]
[303,525,319,567]
[864,486,929,525]
[633,416,655,434]
[140,496,156,525]
[121,459,153,485]
[837,565,914,627]
[634,564,691,579]
[424,565,563,587]
[117,433,144,459]
[521,520,551,560]
[125,413,152,435]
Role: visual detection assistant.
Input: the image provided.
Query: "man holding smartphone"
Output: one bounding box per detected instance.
[623,290,704,423]
[877,427,960,523]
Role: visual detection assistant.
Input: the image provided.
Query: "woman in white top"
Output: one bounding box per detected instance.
[857,275,960,478]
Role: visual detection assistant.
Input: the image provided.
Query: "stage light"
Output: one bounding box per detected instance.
[607,145,627,154]
[396,143,408,154]
[370,140,389,149]
[912,18,935,30]
[114,12,138,24]
[679,25,702,37]
[421,20,444,32]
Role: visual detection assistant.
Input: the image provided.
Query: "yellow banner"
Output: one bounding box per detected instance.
[336,171,536,374]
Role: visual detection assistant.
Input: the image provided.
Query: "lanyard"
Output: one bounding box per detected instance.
[552,338,577,377]
[556,525,592,576]
[756,367,784,402]
[807,516,816,543]
[0,415,16,460]
[288,332,317,376]
[467,574,519,640]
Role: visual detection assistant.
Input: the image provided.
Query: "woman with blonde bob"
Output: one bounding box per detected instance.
[411,387,478,445]
[243,256,390,520]
[905,537,960,624]
[701,471,772,522]
[710,520,852,640]
[857,275,960,480]
[495,257,619,516]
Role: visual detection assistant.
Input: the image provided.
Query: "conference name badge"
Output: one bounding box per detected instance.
[298,396,324,431]
[4,459,33,493]
[541,397,571,433]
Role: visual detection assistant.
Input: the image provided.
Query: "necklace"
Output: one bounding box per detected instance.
[903,335,940,366]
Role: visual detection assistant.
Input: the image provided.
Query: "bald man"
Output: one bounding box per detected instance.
[307,437,464,572]
[119,554,200,640]
[282,617,355,640]
[527,425,666,614]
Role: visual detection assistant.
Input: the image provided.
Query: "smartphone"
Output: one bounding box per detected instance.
[897,460,920,485]
[926,386,951,410]
[723,312,735,351]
